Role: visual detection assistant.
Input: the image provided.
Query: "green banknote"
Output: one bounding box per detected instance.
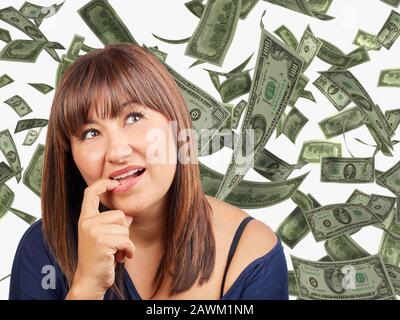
[78,0,138,45]
[291,254,396,299]
[22,143,44,197]
[185,0,242,66]
[215,12,304,200]
[375,9,400,49]
[0,129,22,182]
[376,161,400,195]
[298,140,342,163]
[3,95,32,117]
[263,0,334,20]
[320,157,375,183]
[200,161,308,209]
[304,203,382,241]
[378,68,400,87]
[0,6,61,62]
[320,70,394,151]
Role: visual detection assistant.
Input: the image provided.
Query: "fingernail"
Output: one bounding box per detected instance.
[111,180,120,187]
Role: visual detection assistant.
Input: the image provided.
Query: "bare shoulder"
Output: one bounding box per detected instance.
[206,195,277,252]
[206,196,278,294]
[206,195,278,293]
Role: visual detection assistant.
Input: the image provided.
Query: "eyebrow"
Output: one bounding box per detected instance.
[85,100,137,125]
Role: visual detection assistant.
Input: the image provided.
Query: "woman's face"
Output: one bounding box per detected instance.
[70,102,177,217]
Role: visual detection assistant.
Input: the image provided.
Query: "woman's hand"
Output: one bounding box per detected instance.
[66,178,135,300]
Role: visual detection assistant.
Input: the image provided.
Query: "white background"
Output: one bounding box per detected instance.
[0,0,399,300]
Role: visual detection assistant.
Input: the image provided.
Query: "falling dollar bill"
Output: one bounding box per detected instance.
[320,157,375,183]
[55,34,85,86]
[3,95,32,117]
[304,203,382,241]
[353,29,382,51]
[218,70,252,103]
[385,264,400,295]
[143,44,168,62]
[22,143,44,197]
[320,70,394,151]
[5,206,37,225]
[282,107,309,143]
[28,83,54,94]
[288,74,309,106]
[22,127,42,146]
[185,0,242,66]
[376,161,400,195]
[325,234,370,261]
[215,11,304,200]
[296,27,322,71]
[0,28,11,43]
[367,194,397,221]
[0,73,14,88]
[0,39,54,63]
[0,129,22,182]
[375,9,400,49]
[231,100,247,129]
[288,270,300,297]
[0,162,21,185]
[398,197,400,224]
[158,60,231,156]
[381,0,400,8]
[291,254,396,299]
[319,106,366,139]
[274,25,298,50]
[385,108,400,131]
[0,6,61,62]
[379,216,400,266]
[199,161,308,208]
[19,1,65,27]
[78,0,138,45]
[277,191,319,249]
[185,0,260,20]
[313,75,351,111]
[378,68,400,87]
[298,140,342,163]
[0,183,14,219]
[346,189,370,206]
[263,0,334,20]
[14,118,48,133]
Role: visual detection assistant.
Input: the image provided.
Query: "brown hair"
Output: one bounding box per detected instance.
[41,43,216,299]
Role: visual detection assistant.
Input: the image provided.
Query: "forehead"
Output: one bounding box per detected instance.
[87,100,145,121]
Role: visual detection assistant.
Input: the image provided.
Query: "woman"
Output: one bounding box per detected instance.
[9,43,288,300]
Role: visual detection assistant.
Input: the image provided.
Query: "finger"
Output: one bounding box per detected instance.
[103,235,135,259]
[115,250,126,264]
[80,179,120,219]
[95,224,130,237]
[96,210,131,227]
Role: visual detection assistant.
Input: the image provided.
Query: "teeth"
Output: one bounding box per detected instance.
[113,169,142,180]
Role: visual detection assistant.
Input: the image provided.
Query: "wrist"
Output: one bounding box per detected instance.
[66,273,106,300]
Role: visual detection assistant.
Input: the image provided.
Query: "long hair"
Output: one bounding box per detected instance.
[41,43,216,299]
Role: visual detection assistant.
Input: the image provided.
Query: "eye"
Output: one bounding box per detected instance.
[79,129,99,141]
[125,111,145,125]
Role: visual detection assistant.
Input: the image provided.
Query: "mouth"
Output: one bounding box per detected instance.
[111,168,146,193]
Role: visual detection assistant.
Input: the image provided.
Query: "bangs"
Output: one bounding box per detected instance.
[55,45,175,147]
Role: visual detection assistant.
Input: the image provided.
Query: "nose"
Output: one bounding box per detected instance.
[105,132,134,164]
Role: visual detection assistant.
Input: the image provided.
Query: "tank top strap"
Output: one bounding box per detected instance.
[220,216,254,298]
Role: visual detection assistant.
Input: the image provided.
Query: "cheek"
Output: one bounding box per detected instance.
[142,122,177,190]
[72,145,104,183]
[148,162,176,194]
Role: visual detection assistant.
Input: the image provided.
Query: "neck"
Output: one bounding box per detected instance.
[128,197,167,249]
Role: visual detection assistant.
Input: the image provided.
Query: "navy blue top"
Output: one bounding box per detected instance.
[9,218,288,300]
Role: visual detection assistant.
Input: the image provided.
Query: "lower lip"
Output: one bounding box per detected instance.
[111,170,145,193]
